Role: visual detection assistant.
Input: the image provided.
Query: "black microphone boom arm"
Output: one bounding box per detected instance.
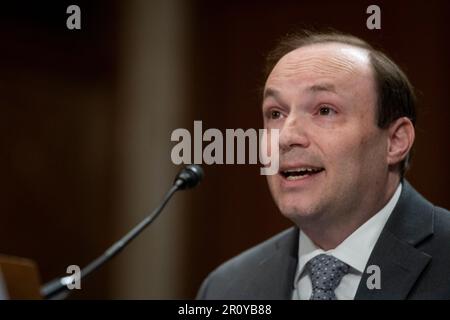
[41,165,204,299]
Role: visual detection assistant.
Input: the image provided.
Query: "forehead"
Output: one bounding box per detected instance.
[266,42,374,91]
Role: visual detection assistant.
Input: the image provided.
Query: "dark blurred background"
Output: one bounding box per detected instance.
[0,0,448,299]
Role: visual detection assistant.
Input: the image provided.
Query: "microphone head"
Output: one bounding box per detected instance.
[174,165,204,190]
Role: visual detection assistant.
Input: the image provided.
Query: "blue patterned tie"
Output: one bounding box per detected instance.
[306,254,350,300]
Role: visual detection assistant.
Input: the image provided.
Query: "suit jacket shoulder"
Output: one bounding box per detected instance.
[196,227,298,299]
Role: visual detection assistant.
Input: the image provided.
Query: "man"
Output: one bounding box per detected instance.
[196,31,450,300]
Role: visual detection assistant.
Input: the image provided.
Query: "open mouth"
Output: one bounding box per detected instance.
[280,167,325,181]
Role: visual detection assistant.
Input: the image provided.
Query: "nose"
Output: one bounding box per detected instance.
[279,113,310,152]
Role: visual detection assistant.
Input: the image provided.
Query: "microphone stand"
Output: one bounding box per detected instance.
[41,167,199,299]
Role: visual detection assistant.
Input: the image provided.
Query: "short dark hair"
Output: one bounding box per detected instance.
[264,30,417,177]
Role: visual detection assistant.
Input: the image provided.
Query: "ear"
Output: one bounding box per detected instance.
[386,117,415,167]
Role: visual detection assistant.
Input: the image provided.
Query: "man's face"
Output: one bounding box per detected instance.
[263,43,390,226]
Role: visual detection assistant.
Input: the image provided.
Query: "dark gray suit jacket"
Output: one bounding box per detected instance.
[197,181,450,299]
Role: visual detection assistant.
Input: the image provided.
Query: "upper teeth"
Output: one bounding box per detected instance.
[284,168,318,173]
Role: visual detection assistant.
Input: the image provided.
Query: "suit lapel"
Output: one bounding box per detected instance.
[355,230,431,299]
[355,181,434,299]
[248,227,299,299]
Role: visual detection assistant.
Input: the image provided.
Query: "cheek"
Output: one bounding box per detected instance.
[358,123,388,155]
[266,175,282,203]
[321,128,386,173]
[266,174,276,190]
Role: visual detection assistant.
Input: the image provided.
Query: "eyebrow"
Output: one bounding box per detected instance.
[263,87,282,100]
[307,83,337,93]
[263,83,337,100]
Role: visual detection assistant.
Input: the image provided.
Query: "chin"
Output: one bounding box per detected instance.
[277,199,320,222]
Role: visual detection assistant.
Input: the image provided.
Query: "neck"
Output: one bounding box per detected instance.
[299,175,401,251]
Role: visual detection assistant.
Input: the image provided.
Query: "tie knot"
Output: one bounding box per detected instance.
[306,254,350,300]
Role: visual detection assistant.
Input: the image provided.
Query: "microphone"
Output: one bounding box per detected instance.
[41,164,204,299]
[174,164,204,189]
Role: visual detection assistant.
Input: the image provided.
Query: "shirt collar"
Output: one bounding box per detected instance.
[294,183,403,283]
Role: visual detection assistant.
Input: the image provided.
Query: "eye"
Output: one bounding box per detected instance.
[318,105,337,116]
[265,108,283,120]
[270,110,282,119]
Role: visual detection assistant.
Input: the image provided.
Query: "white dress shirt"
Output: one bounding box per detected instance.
[292,183,402,300]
